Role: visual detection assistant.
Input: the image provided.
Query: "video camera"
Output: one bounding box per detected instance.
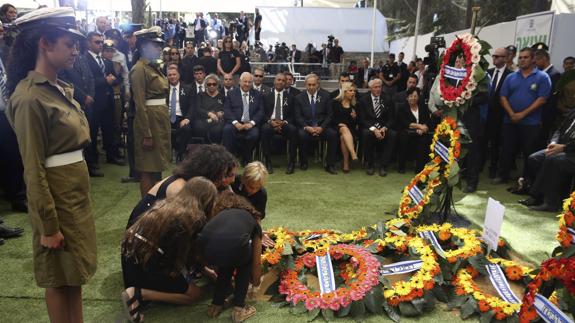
[423,36,445,75]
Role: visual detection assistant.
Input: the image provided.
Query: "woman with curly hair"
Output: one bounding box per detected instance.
[121,177,218,322]
[126,144,238,228]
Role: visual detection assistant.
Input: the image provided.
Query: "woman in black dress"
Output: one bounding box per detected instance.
[332,82,359,173]
[217,36,241,76]
[396,87,432,173]
[192,74,225,144]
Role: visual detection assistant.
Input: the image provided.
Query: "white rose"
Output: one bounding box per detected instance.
[466,82,477,92]
[460,89,467,98]
[471,54,481,63]
[464,91,473,100]
[471,43,481,55]
[456,97,464,105]
[445,101,453,107]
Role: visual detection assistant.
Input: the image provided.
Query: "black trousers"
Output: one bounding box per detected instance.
[361,128,397,168]
[87,100,117,163]
[194,30,204,47]
[0,111,26,203]
[481,108,503,175]
[397,130,431,173]
[498,123,540,180]
[463,137,483,189]
[171,117,194,158]
[298,127,337,167]
[261,122,298,163]
[528,149,575,207]
[192,119,224,144]
[223,124,260,163]
[213,260,252,307]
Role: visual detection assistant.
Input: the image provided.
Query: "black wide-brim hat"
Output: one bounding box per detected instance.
[14,7,84,39]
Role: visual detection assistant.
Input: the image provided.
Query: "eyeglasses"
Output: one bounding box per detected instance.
[206,83,217,87]
[254,75,264,78]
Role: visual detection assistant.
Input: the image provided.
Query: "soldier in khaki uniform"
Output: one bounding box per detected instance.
[130,26,171,197]
[5,7,97,323]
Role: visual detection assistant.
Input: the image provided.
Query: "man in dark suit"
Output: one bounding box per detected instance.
[262,73,299,174]
[166,64,195,160]
[192,13,207,47]
[190,65,206,95]
[221,73,235,97]
[294,74,338,174]
[290,44,302,72]
[330,72,352,99]
[355,58,376,88]
[284,72,301,97]
[84,32,123,168]
[358,78,397,176]
[396,52,409,92]
[199,46,217,75]
[253,67,271,95]
[180,41,200,85]
[393,74,419,115]
[519,110,575,211]
[223,72,265,165]
[482,47,512,178]
[535,48,562,146]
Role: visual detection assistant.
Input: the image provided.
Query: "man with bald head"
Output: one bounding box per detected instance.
[95,16,108,35]
[482,47,513,179]
[223,72,265,165]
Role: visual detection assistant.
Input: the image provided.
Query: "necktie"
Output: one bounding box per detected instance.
[274,92,282,120]
[491,69,500,95]
[0,60,9,102]
[241,93,250,122]
[96,55,105,74]
[374,97,382,128]
[170,87,177,123]
[310,95,317,126]
[199,85,204,93]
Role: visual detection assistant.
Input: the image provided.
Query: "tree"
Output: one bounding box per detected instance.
[131,0,146,24]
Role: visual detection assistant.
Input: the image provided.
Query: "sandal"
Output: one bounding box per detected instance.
[231,305,256,323]
[207,304,223,318]
[121,287,144,323]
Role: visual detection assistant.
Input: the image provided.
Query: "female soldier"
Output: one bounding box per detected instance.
[6,7,97,323]
[130,26,171,197]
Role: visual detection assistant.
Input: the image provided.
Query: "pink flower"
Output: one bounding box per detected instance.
[340,295,352,307]
[305,298,321,311]
[350,289,365,301]
[332,250,344,260]
[303,255,316,268]
[329,298,342,311]
[291,293,307,305]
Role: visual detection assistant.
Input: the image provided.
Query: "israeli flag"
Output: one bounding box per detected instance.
[534,293,574,323]
[485,264,521,305]
[381,260,423,276]
[408,185,424,204]
[434,141,450,163]
[316,252,336,295]
[444,66,467,81]
[419,231,446,258]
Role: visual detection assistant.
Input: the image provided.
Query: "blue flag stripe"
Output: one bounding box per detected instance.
[534,294,574,323]
[486,264,521,304]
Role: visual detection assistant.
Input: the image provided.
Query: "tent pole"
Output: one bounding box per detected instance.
[412,0,422,61]
[370,0,377,68]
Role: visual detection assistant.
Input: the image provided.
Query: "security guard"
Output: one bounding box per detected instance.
[102,39,125,161]
[5,7,97,322]
[130,26,170,197]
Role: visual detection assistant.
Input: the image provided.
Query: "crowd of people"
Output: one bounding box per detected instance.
[2,3,575,323]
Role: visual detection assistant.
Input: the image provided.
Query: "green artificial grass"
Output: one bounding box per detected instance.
[0,159,560,322]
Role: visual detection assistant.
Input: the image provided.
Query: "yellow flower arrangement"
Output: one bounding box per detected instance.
[557,191,575,248]
[262,227,295,265]
[415,223,483,263]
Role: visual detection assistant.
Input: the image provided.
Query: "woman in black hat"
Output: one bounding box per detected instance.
[5,7,97,323]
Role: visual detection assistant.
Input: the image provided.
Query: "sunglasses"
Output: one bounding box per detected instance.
[206,83,217,87]
[254,75,264,78]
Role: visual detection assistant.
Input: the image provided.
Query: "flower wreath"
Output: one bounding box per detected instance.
[519,257,575,323]
[279,244,381,316]
[452,257,534,321]
[262,227,295,266]
[398,117,461,221]
[369,235,442,309]
[439,33,483,108]
[295,229,344,251]
[415,223,483,263]
[556,191,575,249]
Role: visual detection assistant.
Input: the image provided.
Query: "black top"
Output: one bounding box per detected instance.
[396,102,432,131]
[219,49,240,74]
[332,100,358,136]
[381,63,399,82]
[231,175,267,219]
[199,56,218,75]
[196,92,225,120]
[126,175,179,229]
[239,53,251,74]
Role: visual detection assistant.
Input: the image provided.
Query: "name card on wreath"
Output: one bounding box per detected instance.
[316,251,336,295]
[483,197,505,252]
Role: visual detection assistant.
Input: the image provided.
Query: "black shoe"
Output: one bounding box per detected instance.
[529,203,560,212]
[0,224,24,238]
[300,162,308,171]
[89,168,104,177]
[285,162,295,175]
[11,201,28,213]
[518,197,541,207]
[121,176,139,183]
[107,158,126,166]
[366,166,375,176]
[379,167,387,177]
[325,165,338,175]
[265,160,274,174]
[462,186,476,193]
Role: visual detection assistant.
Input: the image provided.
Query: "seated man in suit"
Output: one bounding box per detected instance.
[330,72,352,99]
[166,64,195,160]
[221,73,235,97]
[253,67,271,95]
[358,78,397,176]
[223,72,265,165]
[519,110,575,212]
[262,73,298,175]
[295,74,338,174]
[284,72,301,97]
[355,58,376,89]
[193,74,226,144]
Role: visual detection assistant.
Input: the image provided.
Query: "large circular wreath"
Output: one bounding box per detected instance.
[415,223,483,263]
[453,257,533,321]
[519,257,575,323]
[279,244,380,312]
[439,33,482,107]
[557,191,575,249]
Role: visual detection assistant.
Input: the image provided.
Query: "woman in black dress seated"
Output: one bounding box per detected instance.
[126,144,238,229]
[121,177,218,322]
[396,87,432,173]
[332,82,359,173]
[192,74,225,144]
[231,161,268,218]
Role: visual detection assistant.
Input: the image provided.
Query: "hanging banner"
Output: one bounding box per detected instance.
[534,293,574,323]
[514,11,555,51]
[408,185,424,204]
[380,260,423,276]
[316,252,336,295]
[435,141,450,163]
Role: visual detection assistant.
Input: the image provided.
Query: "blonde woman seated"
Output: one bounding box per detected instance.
[231,161,268,218]
[332,82,359,173]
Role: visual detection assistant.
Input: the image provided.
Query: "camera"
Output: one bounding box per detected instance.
[327,35,334,48]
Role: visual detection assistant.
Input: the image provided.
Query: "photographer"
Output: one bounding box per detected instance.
[328,37,344,78]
